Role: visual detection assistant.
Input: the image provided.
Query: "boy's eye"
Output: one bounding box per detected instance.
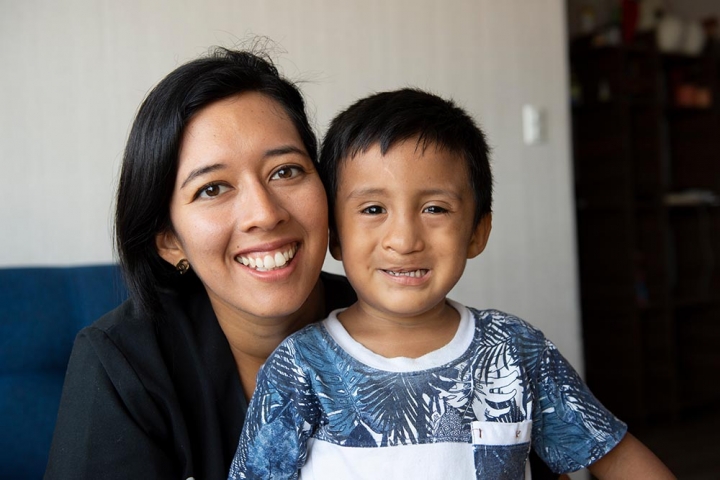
[271,165,304,180]
[361,205,386,215]
[423,205,448,214]
[196,182,230,199]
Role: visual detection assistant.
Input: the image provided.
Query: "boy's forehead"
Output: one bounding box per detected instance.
[337,140,470,188]
[357,137,450,157]
[343,139,465,168]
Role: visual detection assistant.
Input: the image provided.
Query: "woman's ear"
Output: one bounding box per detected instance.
[467,213,492,259]
[155,229,186,266]
[329,229,343,261]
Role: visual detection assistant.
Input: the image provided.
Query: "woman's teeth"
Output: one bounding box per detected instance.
[236,244,297,271]
[386,269,427,278]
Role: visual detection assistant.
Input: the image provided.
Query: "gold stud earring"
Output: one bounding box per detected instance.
[175,259,190,275]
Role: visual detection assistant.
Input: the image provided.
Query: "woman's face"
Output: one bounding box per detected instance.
[157,92,328,324]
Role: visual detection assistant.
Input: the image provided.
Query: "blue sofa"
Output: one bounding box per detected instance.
[0,265,128,479]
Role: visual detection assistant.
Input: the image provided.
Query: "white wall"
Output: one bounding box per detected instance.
[0,1,582,371]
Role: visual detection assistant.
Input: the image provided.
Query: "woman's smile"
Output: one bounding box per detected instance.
[235,242,298,271]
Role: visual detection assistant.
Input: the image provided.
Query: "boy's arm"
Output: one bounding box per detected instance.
[522,327,671,477]
[587,433,675,479]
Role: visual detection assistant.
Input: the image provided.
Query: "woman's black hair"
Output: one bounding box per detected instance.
[319,88,492,233]
[115,47,317,318]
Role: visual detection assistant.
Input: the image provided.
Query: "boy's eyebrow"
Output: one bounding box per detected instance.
[180,145,307,189]
[345,187,463,200]
[345,187,388,199]
[420,188,464,201]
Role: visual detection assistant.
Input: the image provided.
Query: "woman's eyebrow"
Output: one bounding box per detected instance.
[180,163,226,189]
[264,145,307,158]
[179,146,306,189]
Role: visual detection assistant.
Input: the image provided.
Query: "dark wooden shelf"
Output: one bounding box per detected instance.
[665,106,716,114]
[570,34,720,423]
[672,296,720,309]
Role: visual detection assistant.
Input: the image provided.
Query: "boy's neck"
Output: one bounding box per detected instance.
[336,300,460,359]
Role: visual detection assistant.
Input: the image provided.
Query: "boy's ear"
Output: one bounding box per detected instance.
[329,229,343,261]
[155,229,186,267]
[467,213,492,259]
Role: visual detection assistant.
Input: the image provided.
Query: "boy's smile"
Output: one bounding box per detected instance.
[382,268,428,280]
[331,138,491,325]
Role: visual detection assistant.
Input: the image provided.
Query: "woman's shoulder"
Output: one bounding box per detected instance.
[72,298,148,354]
[71,298,167,380]
[50,284,238,479]
[77,284,215,365]
[82,292,162,342]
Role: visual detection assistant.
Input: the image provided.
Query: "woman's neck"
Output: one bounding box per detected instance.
[213,279,325,400]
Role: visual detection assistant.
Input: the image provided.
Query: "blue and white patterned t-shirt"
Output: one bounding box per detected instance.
[229,301,626,479]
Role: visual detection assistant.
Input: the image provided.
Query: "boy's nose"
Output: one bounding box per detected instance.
[381,214,424,254]
[237,182,290,232]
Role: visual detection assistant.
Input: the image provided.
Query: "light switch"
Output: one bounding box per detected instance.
[522,104,546,145]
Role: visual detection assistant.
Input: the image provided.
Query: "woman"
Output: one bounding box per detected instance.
[45,47,559,480]
[45,47,356,480]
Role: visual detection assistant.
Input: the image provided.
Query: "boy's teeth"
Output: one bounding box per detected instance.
[236,244,297,271]
[387,269,426,277]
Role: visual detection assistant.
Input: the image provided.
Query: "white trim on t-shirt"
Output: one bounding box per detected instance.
[322,299,473,373]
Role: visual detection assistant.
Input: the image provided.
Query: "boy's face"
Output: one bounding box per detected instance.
[331,138,491,320]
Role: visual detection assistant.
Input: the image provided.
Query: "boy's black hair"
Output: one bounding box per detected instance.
[319,88,492,233]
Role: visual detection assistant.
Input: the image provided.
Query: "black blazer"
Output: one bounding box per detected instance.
[45,272,356,480]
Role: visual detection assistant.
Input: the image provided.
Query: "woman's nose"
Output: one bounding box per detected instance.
[381,214,424,254]
[237,182,290,232]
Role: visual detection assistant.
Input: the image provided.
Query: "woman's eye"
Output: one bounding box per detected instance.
[271,165,303,180]
[361,205,386,215]
[196,183,229,199]
[423,205,448,214]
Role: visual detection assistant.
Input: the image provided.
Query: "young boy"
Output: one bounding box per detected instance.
[228,89,673,479]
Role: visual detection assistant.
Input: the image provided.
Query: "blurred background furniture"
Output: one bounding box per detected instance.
[0,265,127,479]
[570,29,720,426]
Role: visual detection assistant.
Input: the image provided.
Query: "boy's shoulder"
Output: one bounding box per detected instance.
[460,304,550,351]
[463,305,544,336]
[266,320,331,362]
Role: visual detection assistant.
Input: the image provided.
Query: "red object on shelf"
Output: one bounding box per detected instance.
[694,87,713,108]
[622,0,639,44]
[675,84,696,107]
